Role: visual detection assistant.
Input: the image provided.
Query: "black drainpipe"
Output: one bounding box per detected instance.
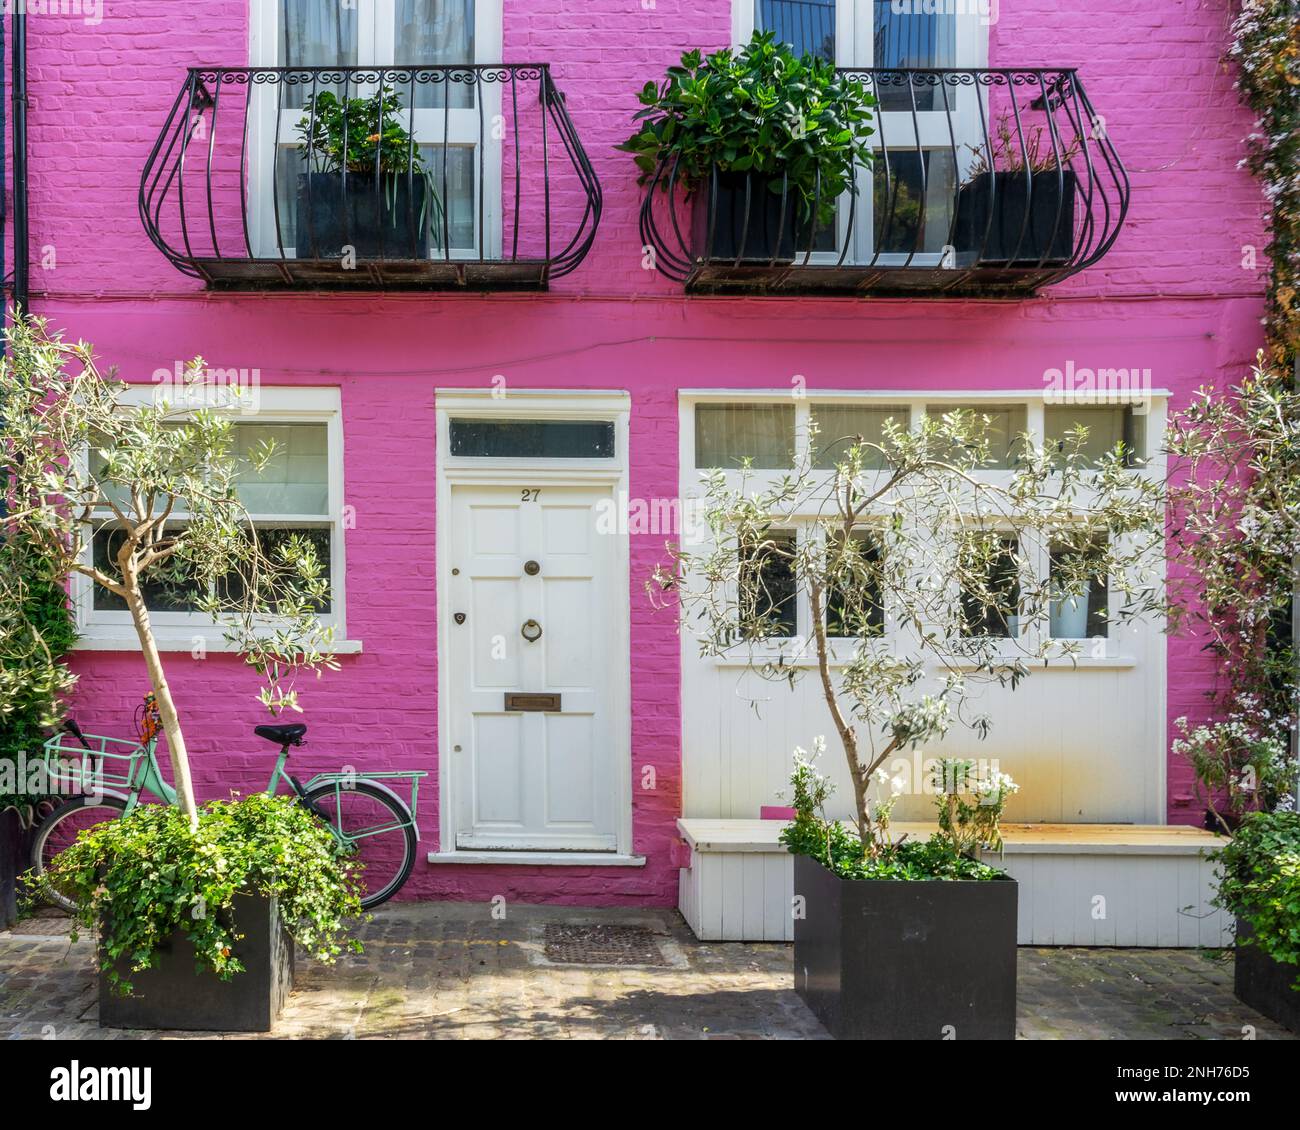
[11,7,28,316]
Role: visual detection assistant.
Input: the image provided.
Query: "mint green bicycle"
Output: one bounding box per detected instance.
[31,695,426,911]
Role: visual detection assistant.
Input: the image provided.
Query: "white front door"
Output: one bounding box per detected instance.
[447,483,619,851]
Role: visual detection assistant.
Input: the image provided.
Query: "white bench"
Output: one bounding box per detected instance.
[676,818,1233,947]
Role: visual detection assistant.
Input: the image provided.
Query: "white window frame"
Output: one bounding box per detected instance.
[733,0,989,266]
[74,386,354,653]
[680,388,1168,668]
[248,0,504,261]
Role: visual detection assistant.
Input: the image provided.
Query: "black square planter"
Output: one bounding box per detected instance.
[793,852,1018,1040]
[694,170,804,264]
[99,894,293,1032]
[0,807,29,931]
[953,169,1077,266]
[295,170,432,260]
[1234,919,1300,1033]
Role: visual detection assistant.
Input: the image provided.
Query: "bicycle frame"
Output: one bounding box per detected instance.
[42,731,424,847]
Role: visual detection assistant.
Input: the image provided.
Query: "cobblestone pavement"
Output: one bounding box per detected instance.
[1,903,1294,1040]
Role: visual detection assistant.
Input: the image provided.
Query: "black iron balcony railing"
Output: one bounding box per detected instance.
[141,65,602,290]
[639,69,1129,297]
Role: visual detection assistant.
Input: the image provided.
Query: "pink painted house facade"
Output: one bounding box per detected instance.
[20,0,1265,908]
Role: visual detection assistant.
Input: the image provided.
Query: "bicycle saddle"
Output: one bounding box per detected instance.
[253,722,307,746]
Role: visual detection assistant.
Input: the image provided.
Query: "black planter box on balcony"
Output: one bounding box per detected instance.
[793,852,1018,1040]
[693,170,806,265]
[295,171,433,261]
[1235,919,1300,1033]
[99,894,293,1032]
[954,169,1077,266]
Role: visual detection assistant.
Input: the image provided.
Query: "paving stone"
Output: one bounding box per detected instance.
[0,903,1295,1040]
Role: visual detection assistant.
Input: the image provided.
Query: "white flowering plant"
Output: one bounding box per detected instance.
[1172,695,1295,833]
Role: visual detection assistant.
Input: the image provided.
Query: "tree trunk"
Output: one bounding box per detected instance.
[123,587,200,828]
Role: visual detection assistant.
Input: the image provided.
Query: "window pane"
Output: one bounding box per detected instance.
[422,144,476,251]
[1050,538,1107,638]
[811,404,908,469]
[279,0,359,108]
[92,528,202,613]
[960,534,1020,638]
[221,526,333,614]
[826,530,884,637]
[755,0,836,61]
[234,424,329,515]
[873,0,955,110]
[398,0,475,109]
[449,419,615,458]
[739,531,799,638]
[873,149,957,255]
[1045,405,1145,468]
[695,404,795,469]
[925,404,1027,469]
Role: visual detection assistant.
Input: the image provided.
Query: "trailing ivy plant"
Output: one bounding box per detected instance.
[618,31,877,229]
[1215,810,1300,986]
[0,532,76,813]
[1168,1,1300,814]
[37,793,365,995]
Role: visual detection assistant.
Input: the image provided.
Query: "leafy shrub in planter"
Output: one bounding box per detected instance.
[39,793,365,994]
[295,85,445,257]
[779,740,1016,880]
[1216,810,1300,988]
[619,31,877,232]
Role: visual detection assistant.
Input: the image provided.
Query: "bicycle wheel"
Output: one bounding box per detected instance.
[31,795,128,912]
[301,781,417,909]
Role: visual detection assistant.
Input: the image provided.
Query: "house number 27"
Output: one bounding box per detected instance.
[521,489,541,502]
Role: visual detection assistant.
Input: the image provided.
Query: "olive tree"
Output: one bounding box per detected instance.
[654,407,1165,855]
[0,317,336,825]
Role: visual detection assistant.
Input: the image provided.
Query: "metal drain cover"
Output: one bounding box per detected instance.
[543,924,671,967]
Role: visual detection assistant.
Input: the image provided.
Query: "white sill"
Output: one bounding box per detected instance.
[427,850,647,868]
[74,634,364,655]
[950,655,1135,670]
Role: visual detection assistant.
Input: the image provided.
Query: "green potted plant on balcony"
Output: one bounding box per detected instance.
[655,409,1164,1039]
[954,112,1081,266]
[1215,811,1300,1033]
[295,85,445,260]
[619,31,876,264]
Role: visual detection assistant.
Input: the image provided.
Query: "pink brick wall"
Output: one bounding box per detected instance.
[18,1,1269,901]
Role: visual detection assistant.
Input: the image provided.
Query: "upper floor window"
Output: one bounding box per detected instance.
[251,0,500,257]
[740,0,987,264]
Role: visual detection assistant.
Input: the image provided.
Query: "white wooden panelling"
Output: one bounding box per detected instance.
[677,391,1170,827]
[675,819,1231,947]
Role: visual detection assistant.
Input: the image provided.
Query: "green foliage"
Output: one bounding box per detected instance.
[778,741,1006,881]
[618,31,876,228]
[298,86,429,175]
[1166,359,1300,811]
[37,793,365,994]
[1215,810,1300,986]
[0,535,76,791]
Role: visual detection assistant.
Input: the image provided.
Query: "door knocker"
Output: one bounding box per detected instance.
[521,619,543,643]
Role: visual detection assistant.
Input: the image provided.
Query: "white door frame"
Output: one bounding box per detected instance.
[432,389,639,864]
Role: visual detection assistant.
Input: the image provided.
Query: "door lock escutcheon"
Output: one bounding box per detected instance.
[454,612,466,625]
